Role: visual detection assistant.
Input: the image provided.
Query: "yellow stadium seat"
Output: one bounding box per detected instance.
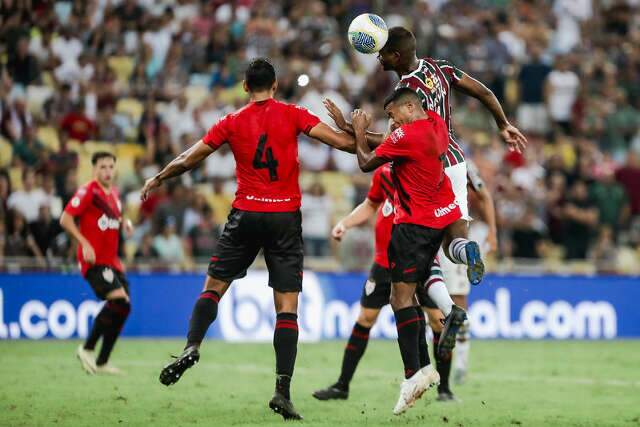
[206,192,233,224]
[0,136,12,168]
[115,143,146,177]
[66,139,84,154]
[9,167,23,191]
[116,98,144,123]
[184,85,209,108]
[84,141,115,156]
[37,126,60,151]
[108,56,135,84]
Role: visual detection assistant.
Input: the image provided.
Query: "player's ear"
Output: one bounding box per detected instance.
[242,80,249,93]
[271,80,278,95]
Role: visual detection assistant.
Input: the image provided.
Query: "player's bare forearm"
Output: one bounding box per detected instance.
[355,129,378,172]
[341,198,379,229]
[59,212,89,246]
[156,141,211,182]
[455,74,509,129]
[340,122,385,148]
[308,122,356,153]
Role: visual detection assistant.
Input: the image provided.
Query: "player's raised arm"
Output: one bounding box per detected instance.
[332,198,380,241]
[352,109,387,172]
[307,122,357,153]
[453,73,527,153]
[323,98,385,148]
[141,140,215,201]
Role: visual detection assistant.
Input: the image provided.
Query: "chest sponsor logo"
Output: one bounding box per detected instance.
[97,214,120,231]
[434,202,459,218]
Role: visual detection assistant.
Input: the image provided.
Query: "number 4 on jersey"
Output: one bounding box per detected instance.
[252,134,279,181]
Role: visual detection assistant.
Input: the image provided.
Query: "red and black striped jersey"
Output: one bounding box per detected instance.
[396,57,465,168]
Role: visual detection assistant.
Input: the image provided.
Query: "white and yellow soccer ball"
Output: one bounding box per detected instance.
[347,13,388,54]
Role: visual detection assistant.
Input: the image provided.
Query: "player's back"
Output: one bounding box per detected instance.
[202,98,319,212]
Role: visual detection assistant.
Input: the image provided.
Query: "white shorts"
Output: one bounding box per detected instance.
[440,220,490,296]
[445,161,469,221]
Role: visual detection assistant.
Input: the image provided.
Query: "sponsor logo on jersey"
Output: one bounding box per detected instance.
[434,202,459,218]
[425,77,435,91]
[71,197,80,208]
[390,128,404,143]
[245,195,292,203]
[97,214,120,231]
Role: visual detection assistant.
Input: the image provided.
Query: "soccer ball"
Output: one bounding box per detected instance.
[348,13,388,54]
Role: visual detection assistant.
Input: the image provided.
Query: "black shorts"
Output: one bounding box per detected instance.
[208,208,303,293]
[388,223,445,285]
[85,265,129,300]
[360,263,392,309]
[415,284,437,309]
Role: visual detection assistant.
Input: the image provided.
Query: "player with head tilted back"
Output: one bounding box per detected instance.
[140,58,357,421]
[60,152,134,376]
[348,88,463,414]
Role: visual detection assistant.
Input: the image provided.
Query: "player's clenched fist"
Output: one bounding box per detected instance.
[351,109,371,131]
[332,222,347,241]
[140,176,161,201]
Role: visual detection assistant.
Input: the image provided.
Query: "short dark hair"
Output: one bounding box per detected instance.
[381,27,416,55]
[91,151,116,165]
[245,58,276,92]
[383,87,421,109]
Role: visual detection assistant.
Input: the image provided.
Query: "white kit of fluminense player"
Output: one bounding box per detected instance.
[348,13,388,54]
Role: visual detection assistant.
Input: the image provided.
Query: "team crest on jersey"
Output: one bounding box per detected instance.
[382,199,393,217]
[390,128,404,143]
[365,280,376,296]
[71,197,80,207]
[425,77,435,92]
[102,268,114,283]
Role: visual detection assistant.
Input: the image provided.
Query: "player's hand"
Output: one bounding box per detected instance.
[323,98,347,131]
[123,218,134,239]
[82,242,96,264]
[499,123,527,153]
[140,176,161,202]
[332,222,347,241]
[351,109,371,132]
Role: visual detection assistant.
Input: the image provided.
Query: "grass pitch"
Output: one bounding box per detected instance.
[1,340,639,426]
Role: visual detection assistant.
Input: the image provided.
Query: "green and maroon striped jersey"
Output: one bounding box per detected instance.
[396,58,465,168]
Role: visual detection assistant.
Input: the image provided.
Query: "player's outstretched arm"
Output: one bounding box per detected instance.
[323,99,384,148]
[332,198,379,241]
[141,140,215,201]
[307,122,356,153]
[352,110,387,172]
[454,74,527,153]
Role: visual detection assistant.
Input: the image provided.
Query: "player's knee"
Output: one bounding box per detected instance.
[107,297,131,318]
[274,291,299,314]
[204,276,229,296]
[357,309,379,328]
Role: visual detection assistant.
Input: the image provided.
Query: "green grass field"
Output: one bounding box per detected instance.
[1,340,639,427]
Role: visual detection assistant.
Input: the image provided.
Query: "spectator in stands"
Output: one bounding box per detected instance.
[187,205,220,261]
[60,102,95,143]
[42,174,62,218]
[7,168,47,224]
[545,56,580,135]
[137,98,163,146]
[4,209,45,264]
[12,127,46,168]
[301,182,331,256]
[616,152,640,217]
[1,91,32,142]
[163,95,196,144]
[7,36,40,86]
[561,180,599,259]
[0,170,11,220]
[96,105,124,143]
[204,143,235,182]
[48,134,78,197]
[135,232,159,261]
[517,44,551,135]
[590,165,629,237]
[30,204,63,258]
[602,90,640,161]
[511,207,546,259]
[153,217,186,263]
[43,83,74,123]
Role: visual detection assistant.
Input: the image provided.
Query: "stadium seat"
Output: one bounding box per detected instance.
[108,56,135,84]
[84,141,115,155]
[184,85,209,108]
[115,143,146,177]
[37,126,60,151]
[9,167,23,190]
[0,136,12,168]
[116,98,144,123]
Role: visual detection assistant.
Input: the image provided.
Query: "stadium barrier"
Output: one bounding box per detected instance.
[1,271,637,340]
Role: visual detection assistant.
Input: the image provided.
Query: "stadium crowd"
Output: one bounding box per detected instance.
[1,0,639,273]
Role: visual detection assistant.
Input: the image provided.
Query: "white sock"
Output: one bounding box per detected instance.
[454,321,470,372]
[426,281,453,317]
[449,238,469,265]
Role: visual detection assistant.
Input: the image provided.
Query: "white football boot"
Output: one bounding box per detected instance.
[393,364,440,415]
[76,345,97,375]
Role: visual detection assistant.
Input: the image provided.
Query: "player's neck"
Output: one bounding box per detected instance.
[396,56,420,77]
[250,92,273,103]
[96,180,112,194]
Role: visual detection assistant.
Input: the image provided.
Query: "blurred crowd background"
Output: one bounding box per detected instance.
[1,0,640,274]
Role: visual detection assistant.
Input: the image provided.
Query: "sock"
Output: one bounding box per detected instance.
[454,320,470,373]
[433,331,452,393]
[449,238,470,265]
[337,323,371,389]
[415,307,431,368]
[96,298,131,366]
[394,307,422,379]
[186,290,221,348]
[85,303,112,350]
[274,312,299,399]
[426,259,453,316]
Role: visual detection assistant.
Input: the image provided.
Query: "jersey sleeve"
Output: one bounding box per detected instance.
[466,159,485,192]
[434,59,464,85]
[64,185,93,217]
[374,126,412,161]
[202,114,232,149]
[292,105,321,135]
[367,169,385,203]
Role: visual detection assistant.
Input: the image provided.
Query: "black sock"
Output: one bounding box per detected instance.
[186,290,220,348]
[433,331,452,393]
[415,307,430,368]
[273,312,299,399]
[394,307,421,379]
[96,298,130,366]
[337,323,371,389]
[85,303,112,350]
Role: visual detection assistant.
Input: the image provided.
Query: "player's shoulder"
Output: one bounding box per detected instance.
[79,180,97,194]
